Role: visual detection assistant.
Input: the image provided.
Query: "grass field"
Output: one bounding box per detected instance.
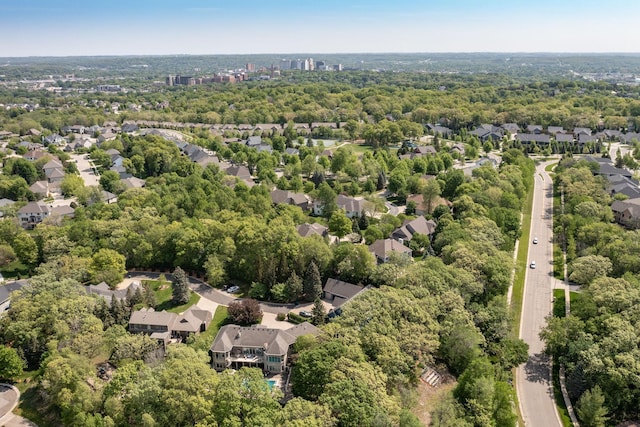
[145,279,200,313]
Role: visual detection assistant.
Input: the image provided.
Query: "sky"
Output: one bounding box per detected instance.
[1,0,640,57]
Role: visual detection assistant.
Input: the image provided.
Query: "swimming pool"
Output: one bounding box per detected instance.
[266,379,278,390]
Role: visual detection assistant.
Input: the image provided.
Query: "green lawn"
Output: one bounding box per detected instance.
[189,305,229,351]
[553,289,566,318]
[0,260,30,279]
[144,279,200,313]
[545,162,557,172]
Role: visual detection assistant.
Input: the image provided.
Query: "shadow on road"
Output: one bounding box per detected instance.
[524,352,552,385]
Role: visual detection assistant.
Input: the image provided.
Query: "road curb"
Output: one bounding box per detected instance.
[0,383,20,425]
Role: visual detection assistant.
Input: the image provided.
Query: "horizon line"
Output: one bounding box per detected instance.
[3,51,640,60]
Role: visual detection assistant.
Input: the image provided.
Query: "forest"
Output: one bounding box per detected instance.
[0,57,639,426]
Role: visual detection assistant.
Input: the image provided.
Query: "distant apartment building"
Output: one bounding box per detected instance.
[246,63,256,72]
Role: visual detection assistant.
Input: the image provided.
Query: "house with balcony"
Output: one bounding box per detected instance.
[17,201,51,229]
[209,322,319,374]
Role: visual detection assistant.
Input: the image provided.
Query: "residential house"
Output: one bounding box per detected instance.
[573,127,592,136]
[526,124,543,134]
[555,133,574,143]
[98,131,117,143]
[121,123,139,134]
[323,278,365,308]
[450,143,465,156]
[0,280,28,313]
[29,181,49,198]
[45,168,65,183]
[313,194,364,218]
[24,149,48,161]
[87,280,143,304]
[469,124,503,142]
[501,123,520,135]
[392,216,437,244]
[517,133,550,146]
[270,189,311,211]
[129,306,212,344]
[0,198,15,217]
[612,198,640,228]
[426,124,453,137]
[246,136,262,147]
[209,322,320,373]
[102,190,118,204]
[120,177,146,189]
[42,134,66,146]
[284,147,300,156]
[406,193,450,216]
[26,128,42,137]
[368,238,413,264]
[296,222,329,238]
[50,205,75,220]
[547,126,565,134]
[17,201,51,229]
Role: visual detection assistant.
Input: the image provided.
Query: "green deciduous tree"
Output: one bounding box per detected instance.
[0,345,25,380]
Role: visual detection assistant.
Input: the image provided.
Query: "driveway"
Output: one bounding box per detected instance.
[70,153,99,187]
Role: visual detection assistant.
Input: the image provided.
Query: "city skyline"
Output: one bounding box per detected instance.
[1,0,640,57]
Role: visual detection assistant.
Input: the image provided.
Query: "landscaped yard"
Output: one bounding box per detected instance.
[144,279,200,313]
[189,305,229,351]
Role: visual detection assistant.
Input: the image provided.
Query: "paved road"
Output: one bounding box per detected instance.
[70,153,99,187]
[126,271,311,315]
[516,161,562,427]
[0,383,36,426]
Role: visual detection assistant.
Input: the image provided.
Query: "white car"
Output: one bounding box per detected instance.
[533,237,538,244]
[530,261,536,269]
[227,285,240,293]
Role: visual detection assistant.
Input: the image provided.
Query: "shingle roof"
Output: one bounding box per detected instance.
[210,323,318,356]
[324,278,364,300]
[129,307,177,328]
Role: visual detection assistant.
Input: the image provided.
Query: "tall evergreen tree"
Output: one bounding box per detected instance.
[285,271,303,302]
[172,266,190,305]
[312,298,326,325]
[303,261,322,302]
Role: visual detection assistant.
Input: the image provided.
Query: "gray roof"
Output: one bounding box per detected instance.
[87,281,142,303]
[296,222,328,238]
[0,280,28,304]
[392,216,437,241]
[324,278,364,300]
[517,133,550,143]
[368,238,412,260]
[17,201,50,215]
[555,133,574,143]
[336,194,364,213]
[210,322,319,356]
[129,307,178,328]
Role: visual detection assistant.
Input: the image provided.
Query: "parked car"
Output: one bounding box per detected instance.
[227,285,240,293]
[299,310,313,318]
[530,261,536,269]
[533,237,538,244]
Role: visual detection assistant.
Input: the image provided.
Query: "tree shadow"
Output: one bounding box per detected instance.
[524,352,552,385]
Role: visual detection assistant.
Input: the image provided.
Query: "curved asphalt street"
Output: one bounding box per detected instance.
[516,160,562,427]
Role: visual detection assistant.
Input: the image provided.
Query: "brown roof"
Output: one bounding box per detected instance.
[368,238,412,260]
